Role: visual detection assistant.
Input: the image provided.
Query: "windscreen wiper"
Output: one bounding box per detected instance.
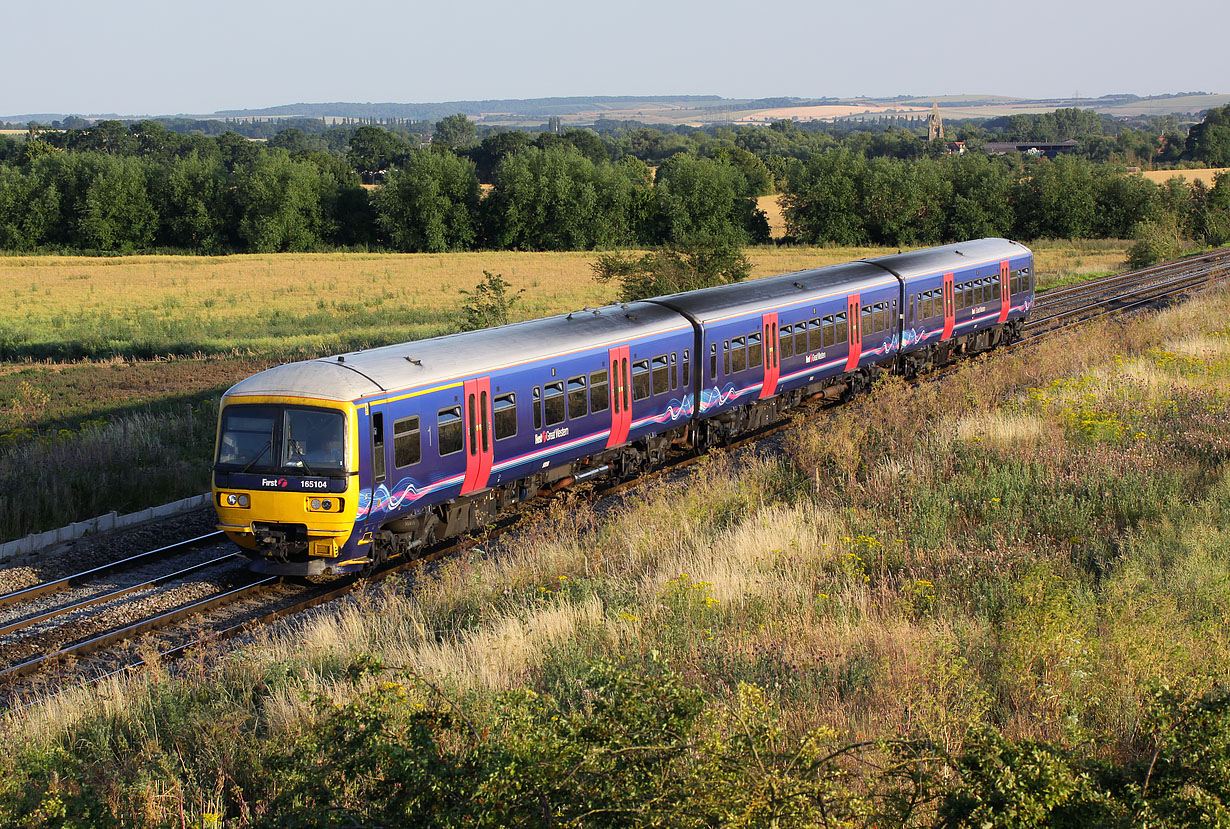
[241,440,272,473]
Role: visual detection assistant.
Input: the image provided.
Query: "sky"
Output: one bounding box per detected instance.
[2,0,1226,117]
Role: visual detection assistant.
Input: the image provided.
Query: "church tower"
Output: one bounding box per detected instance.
[927,102,944,142]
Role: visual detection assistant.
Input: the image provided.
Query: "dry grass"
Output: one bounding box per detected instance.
[1140,167,1229,187]
[757,195,786,239]
[0,241,1117,339]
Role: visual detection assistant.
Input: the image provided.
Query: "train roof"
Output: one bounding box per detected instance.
[649,260,895,323]
[222,300,686,404]
[868,238,1031,280]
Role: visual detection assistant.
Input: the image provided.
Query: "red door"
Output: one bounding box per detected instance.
[845,294,862,371]
[606,346,631,448]
[998,260,1010,322]
[942,272,955,340]
[460,377,493,495]
[759,311,779,399]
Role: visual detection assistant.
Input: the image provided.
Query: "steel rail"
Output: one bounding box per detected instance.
[0,577,277,683]
[0,531,227,612]
[1036,248,1230,304]
[0,553,245,637]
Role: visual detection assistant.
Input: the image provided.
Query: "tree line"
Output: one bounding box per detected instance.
[0,107,1227,255]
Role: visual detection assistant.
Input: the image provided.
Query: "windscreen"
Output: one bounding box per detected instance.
[217,405,346,475]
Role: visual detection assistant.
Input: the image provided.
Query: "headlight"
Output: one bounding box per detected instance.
[219,492,250,509]
[311,498,322,510]
[321,499,332,511]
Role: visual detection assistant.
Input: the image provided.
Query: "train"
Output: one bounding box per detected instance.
[212,238,1034,576]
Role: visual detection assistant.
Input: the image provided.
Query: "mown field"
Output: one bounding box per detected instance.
[0,241,1132,542]
[3,282,1228,826]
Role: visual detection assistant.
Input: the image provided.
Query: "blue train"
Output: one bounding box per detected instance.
[212,238,1034,575]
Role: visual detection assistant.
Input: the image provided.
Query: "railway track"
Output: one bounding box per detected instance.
[1027,247,1230,335]
[5,246,1229,705]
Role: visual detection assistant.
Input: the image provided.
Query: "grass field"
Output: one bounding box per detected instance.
[1141,167,1229,187]
[3,282,1228,826]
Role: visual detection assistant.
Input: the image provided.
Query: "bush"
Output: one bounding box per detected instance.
[591,241,750,301]
[458,270,524,331]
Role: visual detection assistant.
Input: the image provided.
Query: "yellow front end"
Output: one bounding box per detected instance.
[212,396,362,563]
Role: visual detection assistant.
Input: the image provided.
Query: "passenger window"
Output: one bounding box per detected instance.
[834,312,847,344]
[682,349,690,387]
[493,394,516,440]
[723,340,730,376]
[438,407,463,456]
[710,344,718,381]
[652,355,669,395]
[731,337,747,372]
[965,283,974,308]
[567,376,587,419]
[544,382,565,426]
[808,319,821,351]
[873,304,885,333]
[394,416,420,467]
[955,283,964,311]
[533,387,542,430]
[779,325,794,359]
[590,370,609,413]
[670,354,678,389]
[861,305,873,339]
[632,359,651,400]
[822,315,835,347]
[749,333,762,368]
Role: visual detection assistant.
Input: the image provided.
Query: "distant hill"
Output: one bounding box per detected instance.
[213,95,728,122]
[4,92,1228,129]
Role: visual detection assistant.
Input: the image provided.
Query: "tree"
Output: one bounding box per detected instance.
[1092,168,1155,239]
[372,149,480,252]
[592,241,750,301]
[229,152,326,252]
[1186,104,1230,166]
[652,154,769,247]
[151,150,229,252]
[484,145,646,250]
[1012,156,1096,239]
[781,148,868,244]
[346,125,410,180]
[75,155,157,251]
[459,271,523,330]
[433,114,477,151]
